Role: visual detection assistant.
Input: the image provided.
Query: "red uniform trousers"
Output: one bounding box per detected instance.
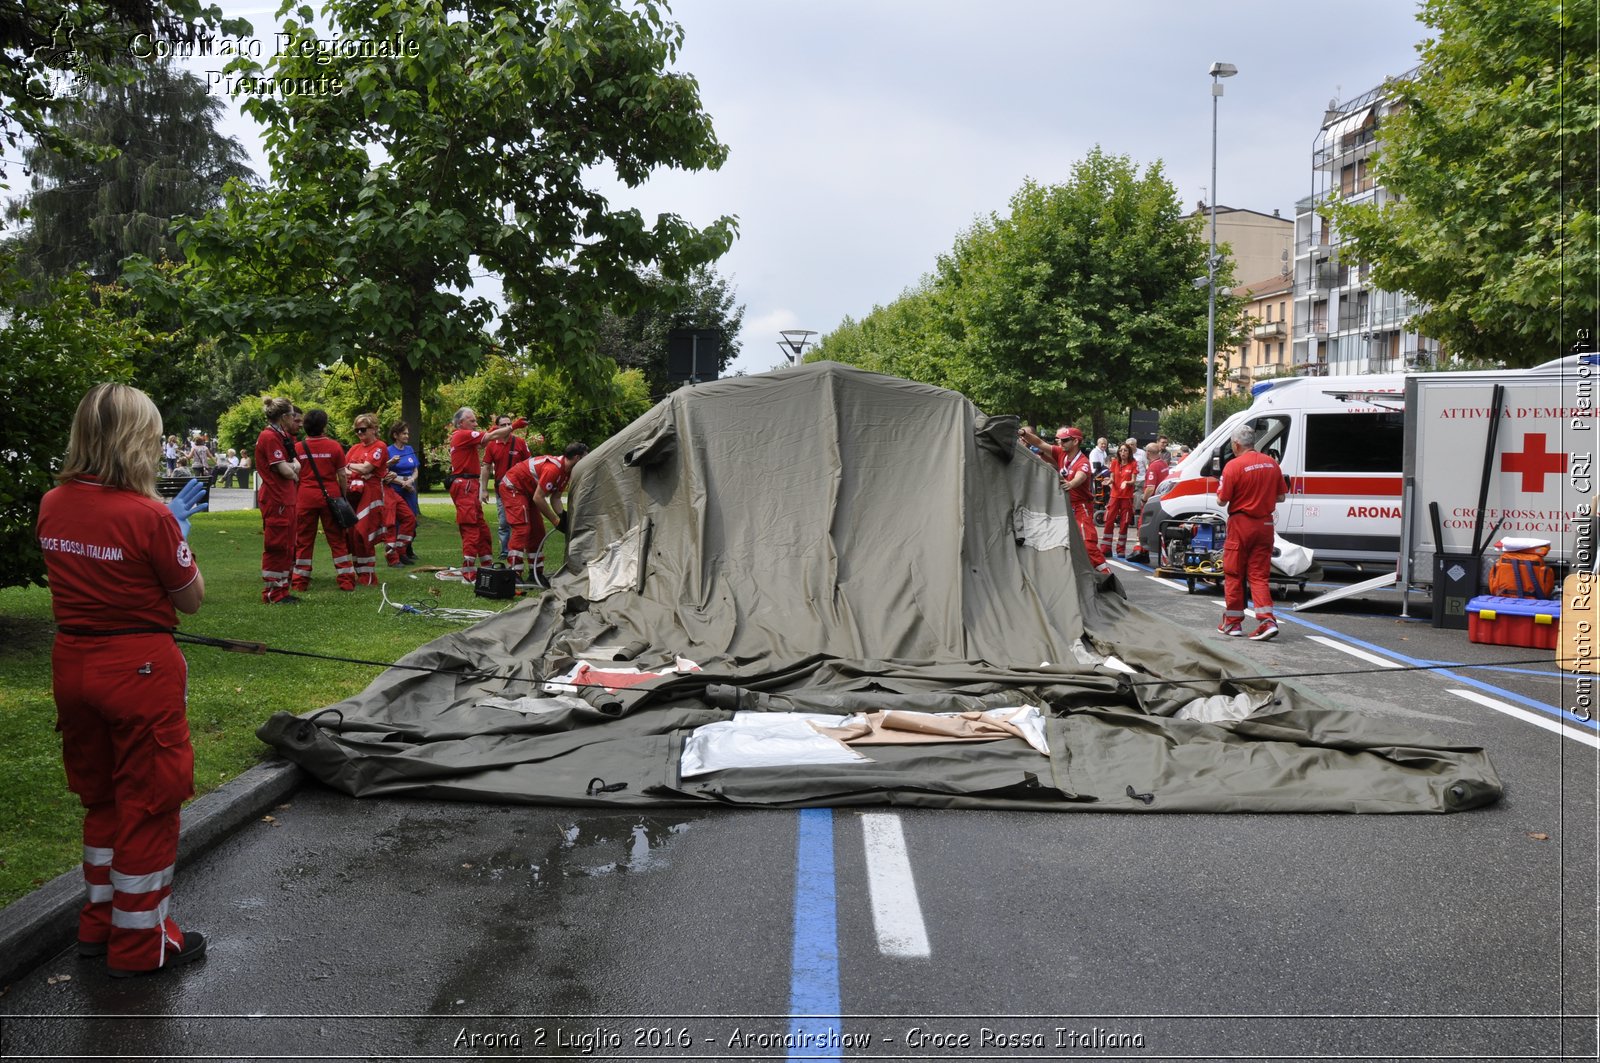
[504,494,552,576]
[450,479,493,580]
[259,496,297,603]
[349,495,384,585]
[292,499,355,590]
[1070,500,1108,568]
[1223,513,1276,623]
[1102,496,1133,557]
[381,485,416,565]
[53,633,194,972]
[501,486,532,571]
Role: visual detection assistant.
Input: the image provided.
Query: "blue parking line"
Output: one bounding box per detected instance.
[788,808,842,1060]
[1281,611,1598,732]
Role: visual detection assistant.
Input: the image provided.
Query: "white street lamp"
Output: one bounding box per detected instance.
[778,329,816,366]
[1204,61,1237,439]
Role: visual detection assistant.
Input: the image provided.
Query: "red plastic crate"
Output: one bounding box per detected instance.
[1466,595,1560,650]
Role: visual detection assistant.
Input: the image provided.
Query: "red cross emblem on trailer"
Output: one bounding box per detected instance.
[1500,433,1568,493]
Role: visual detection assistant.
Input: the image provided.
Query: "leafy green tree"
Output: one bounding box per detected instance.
[144,0,736,472]
[595,265,745,397]
[1328,0,1598,362]
[0,254,160,589]
[812,281,975,394]
[1,0,248,185]
[938,149,1245,435]
[4,60,253,282]
[1158,391,1252,448]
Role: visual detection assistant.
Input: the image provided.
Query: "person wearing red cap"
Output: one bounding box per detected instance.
[1018,425,1110,574]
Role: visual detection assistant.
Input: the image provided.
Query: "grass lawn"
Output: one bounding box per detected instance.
[0,496,563,909]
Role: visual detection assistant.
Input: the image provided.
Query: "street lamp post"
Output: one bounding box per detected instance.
[1204,61,1237,440]
[778,329,816,366]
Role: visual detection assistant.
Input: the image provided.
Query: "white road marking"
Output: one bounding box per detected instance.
[1448,689,1600,750]
[1146,574,1186,591]
[860,814,931,958]
[1306,635,1404,669]
[1107,559,1141,572]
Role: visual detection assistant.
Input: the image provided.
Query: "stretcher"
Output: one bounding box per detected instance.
[1153,515,1321,596]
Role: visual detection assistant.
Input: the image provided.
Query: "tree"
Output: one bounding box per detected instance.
[1,0,248,186]
[595,265,745,397]
[4,60,254,282]
[940,151,1245,435]
[1327,0,1598,363]
[142,0,737,471]
[0,253,161,590]
[812,282,975,394]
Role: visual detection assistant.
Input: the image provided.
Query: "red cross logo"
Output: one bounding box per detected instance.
[1500,433,1568,493]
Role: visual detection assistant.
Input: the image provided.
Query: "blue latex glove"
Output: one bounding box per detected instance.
[167,477,209,540]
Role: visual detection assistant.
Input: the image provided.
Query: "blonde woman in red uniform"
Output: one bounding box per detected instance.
[37,383,210,976]
[254,397,301,603]
[344,413,388,586]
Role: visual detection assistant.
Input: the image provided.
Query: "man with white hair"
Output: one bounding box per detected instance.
[446,407,517,584]
[1216,424,1287,640]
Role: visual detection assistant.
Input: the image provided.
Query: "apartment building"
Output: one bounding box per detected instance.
[1187,204,1294,396]
[1226,273,1294,395]
[1291,69,1438,376]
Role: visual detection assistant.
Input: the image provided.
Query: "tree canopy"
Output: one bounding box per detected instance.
[595,264,745,397]
[141,0,737,463]
[816,148,1245,436]
[1,0,247,185]
[0,254,157,589]
[1328,0,1598,362]
[4,61,254,282]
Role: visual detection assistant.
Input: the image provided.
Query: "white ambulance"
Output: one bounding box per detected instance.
[1138,355,1596,582]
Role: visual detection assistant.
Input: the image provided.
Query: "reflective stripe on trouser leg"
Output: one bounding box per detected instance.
[81,826,115,939]
[261,505,297,602]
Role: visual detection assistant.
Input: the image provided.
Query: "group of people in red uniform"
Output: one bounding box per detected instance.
[254,401,422,603]
[1019,420,1284,642]
[33,385,590,980]
[446,406,587,586]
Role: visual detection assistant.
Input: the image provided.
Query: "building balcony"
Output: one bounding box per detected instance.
[1252,321,1288,340]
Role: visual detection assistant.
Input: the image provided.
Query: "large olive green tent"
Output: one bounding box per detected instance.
[260,363,1499,813]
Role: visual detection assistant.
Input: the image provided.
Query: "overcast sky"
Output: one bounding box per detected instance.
[196,1,1431,377]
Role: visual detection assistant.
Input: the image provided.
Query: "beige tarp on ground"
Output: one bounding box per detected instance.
[260,363,1500,812]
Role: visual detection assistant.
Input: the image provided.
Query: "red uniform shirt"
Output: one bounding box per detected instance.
[506,455,571,500]
[1143,458,1169,493]
[1061,451,1093,508]
[345,439,388,507]
[1218,448,1286,519]
[37,479,197,630]
[255,426,297,509]
[449,428,488,478]
[295,436,346,503]
[1108,458,1138,501]
[484,436,530,489]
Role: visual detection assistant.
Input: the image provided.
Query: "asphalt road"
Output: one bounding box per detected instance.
[1,560,1595,1063]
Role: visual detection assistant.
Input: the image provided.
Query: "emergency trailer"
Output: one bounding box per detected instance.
[1138,355,1595,589]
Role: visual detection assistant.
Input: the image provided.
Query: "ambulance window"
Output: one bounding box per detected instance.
[1304,412,1404,473]
[1250,416,1290,464]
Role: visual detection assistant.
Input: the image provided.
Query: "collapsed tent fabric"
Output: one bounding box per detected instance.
[259,363,1500,813]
